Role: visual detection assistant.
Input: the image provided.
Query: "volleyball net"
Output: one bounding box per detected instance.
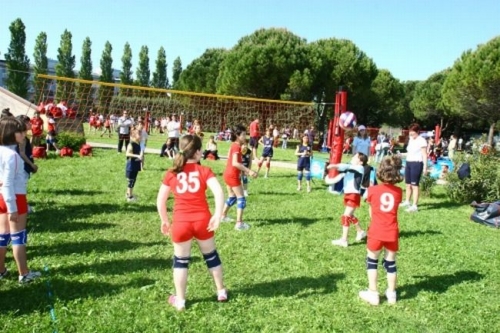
[34,74,315,135]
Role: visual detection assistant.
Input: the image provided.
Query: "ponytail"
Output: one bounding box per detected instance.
[168,135,202,173]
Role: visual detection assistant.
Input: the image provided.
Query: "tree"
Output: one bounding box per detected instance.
[120,42,133,85]
[4,18,30,99]
[151,47,168,89]
[176,48,226,93]
[98,41,114,111]
[135,45,150,87]
[368,69,405,127]
[55,29,76,101]
[32,31,48,103]
[172,56,183,89]
[79,37,93,80]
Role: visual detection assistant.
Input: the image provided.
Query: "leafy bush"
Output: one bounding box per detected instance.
[56,132,87,151]
[446,136,500,204]
[420,174,436,197]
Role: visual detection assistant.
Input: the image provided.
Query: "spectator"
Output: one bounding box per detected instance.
[352,125,370,157]
[117,110,134,153]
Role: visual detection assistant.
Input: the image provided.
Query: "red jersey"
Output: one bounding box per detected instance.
[162,163,215,223]
[47,118,56,133]
[30,117,44,136]
[249,120,260,138]
[224,142,242,179]
[366,184,403,242]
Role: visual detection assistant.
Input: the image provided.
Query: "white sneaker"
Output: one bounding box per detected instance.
[264,174,268,179]
[405,205,418,213]
[244,190,249,197]
[356,231,367,241]
[217,289,228,302]
[297,186,302,191]
[127,196,138,202]
[359,289,380,305]
[168,295,185,311]
[234,222,250,231]
[220,216,234,223]
[399,201,410,208]
[331,239,348,247]
[307,186,311,193]
[385,289,397,305]
[19,271,41,284]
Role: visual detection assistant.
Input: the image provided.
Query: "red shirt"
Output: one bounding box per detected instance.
[162,163,215,223]
[249,120,259,138]
[47,118,56,133]
[366,184,403,242]
[224,142,242,179]
[30,117,44,136]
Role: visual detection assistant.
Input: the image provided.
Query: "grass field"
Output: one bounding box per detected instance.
[0,146,499,333]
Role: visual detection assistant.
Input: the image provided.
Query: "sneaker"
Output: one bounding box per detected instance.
[220,216,234,223]
[127,196,137,202]
[244,190,249,197]
[385,289,397,305]
[359,289,380,306]
[264,173,268,179]
[234,222,250,231]
[0,268,8,279]
[331,239,348,247]
[356,231,367,242]
[399,201,410,208]
[307,186,311,193]
[217,289,228,302]
[297,186,302,191]
[405,205,418,213]
[168,295,185,311]
[19,271,41,284]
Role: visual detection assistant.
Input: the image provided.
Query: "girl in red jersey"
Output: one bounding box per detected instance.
[360,156,403,306]
[220,125,258,231]
[157,135,226,311]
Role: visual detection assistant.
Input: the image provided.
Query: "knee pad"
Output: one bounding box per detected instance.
[350,216,359,225]
[341,215,350,227]
[366,257,378,270]
[128,178,136,188]
[173,255,191,269]
[266,162,270,168]
[237,197,246,209]
[297,172,303,181]
[203,250,222,269]
[241,175,248,185]
[225,196,237,207]
[11,230,27,246]
[0,233,11,247]
[305,172,312,181]
[383,259,397,273]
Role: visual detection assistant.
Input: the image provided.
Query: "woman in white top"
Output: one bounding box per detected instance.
[401,123,428,212]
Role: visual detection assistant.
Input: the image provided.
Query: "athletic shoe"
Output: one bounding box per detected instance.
[234,222,250,231]
[405,205,418,213]
[307,186,311,193]
[0,268,8,279]
[19,271,41,284]
[217,289,228,302]
[331,239,348,247]
[220,216,234,223]
[168,295,185,311]
[356,231,367,242]
[127,196,137,202]
[359,289,380,306]
[264,173,269,179]
[385,289,397,305]
[244,190,249,197]
[399,201,410,208]
[297,186,302,191]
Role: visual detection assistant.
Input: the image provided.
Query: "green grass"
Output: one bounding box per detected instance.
[0,149,499,333]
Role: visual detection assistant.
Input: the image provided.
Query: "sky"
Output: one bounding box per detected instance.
[1,0,499,82]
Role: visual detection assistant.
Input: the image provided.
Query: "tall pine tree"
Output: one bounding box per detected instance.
[119,42,133,96]
[55,29,76,101]
[135,45,150,87]
[98,41,114,112]
[152,46,168,89]
[172,56,182,89]
[32,31,48,103]
[5,18,30,99]
[77,37,93,106]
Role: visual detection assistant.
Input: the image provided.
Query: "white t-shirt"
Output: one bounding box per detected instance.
[167,121,180,138]
[406,136,427,162]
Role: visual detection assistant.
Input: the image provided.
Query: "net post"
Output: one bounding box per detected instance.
[328,88,347,179]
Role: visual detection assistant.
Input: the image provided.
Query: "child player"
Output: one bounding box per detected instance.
[295,134,313,192]
[157,135,227,311]
[256,128,273,178]
[241,140,252,197]
[220,125,258,231]
[327,152,369,247]
[125,129,143,202]
[359,156,403,305]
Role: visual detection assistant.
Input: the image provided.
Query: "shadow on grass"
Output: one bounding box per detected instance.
[420,200,464,209]
[30,240,165,257]
[33,189,107,196]
[256,191,300,196]
[399,230,442,238]
[0,277,155,316]
[256,217,320,227]
[399,270,484,300]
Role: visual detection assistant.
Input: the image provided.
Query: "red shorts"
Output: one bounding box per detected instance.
[0,194,28,215]
[223,174,242,187]
[171,220,214,243]
[344,193,361,208]
[367,237,399,252]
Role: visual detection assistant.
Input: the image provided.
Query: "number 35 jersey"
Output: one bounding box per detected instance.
[162,163,215,223]
[366,184,403,242]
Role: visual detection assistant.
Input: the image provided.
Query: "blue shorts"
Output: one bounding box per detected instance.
[405,161,424,186]
[262,148,273,158]
[249,137,259,149]
[297,158,311,172]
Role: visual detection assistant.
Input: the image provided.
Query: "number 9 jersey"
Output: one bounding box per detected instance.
[366,184,403,242]
[163,163,216,223]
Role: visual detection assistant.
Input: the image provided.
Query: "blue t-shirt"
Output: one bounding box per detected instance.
[352,136,371,156]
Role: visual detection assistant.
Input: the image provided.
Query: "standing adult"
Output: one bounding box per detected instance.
[401,123,428,213]
[167,114,181,151]
[305,126,316,149]
[249,118,260,161]
[448,135,457,159]
[352,125,371,157]
[117,110,133,153]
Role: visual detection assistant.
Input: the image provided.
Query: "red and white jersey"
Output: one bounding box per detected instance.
[30,117,44,136]
[366,184,403,242]
[162,163,215,223]
[223,142,242,179]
